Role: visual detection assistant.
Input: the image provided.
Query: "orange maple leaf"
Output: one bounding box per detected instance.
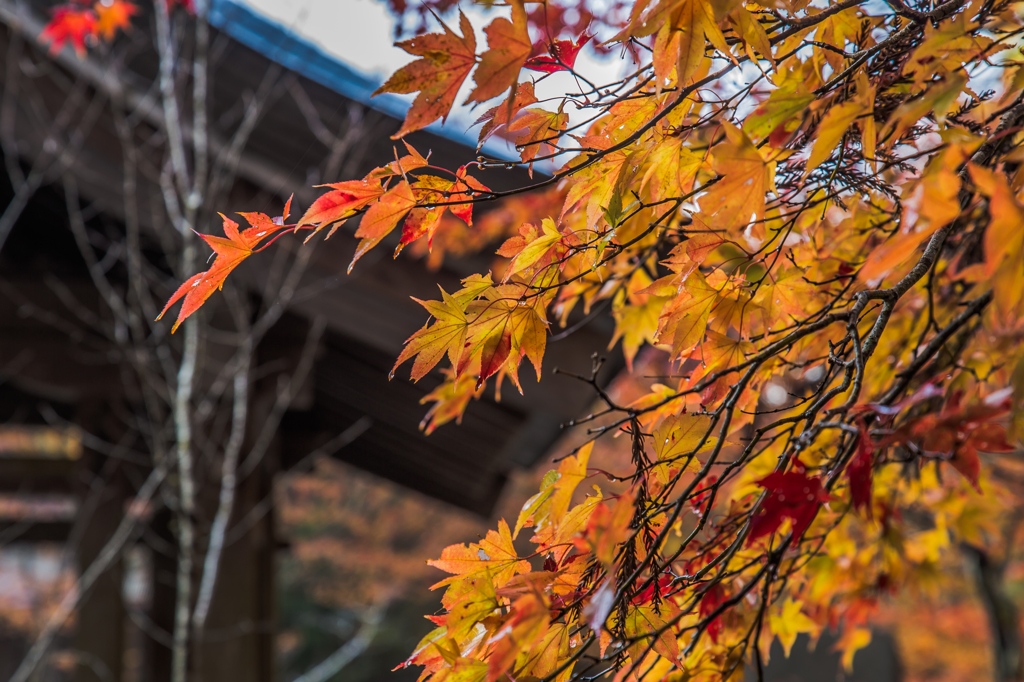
[349,180,417,272]
[396,174,463,256]
[375,12,476,139]
[94,0,137,41]
[428,519,530,589]
[487,591,550,682]
[574,494,634,568]
[701,122,771,233]
[449,165,489,227]
[298,179,384,234]
[392,164,489,256]
[509,107,568,164]
[158,199,293,332]
[475,82,538,147]
[466,0,532,104]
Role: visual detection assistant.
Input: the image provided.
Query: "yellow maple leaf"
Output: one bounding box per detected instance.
[768,599,818,658]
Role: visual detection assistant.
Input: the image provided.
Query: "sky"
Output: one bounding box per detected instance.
[238,0,627,155]
[242,0,414,79]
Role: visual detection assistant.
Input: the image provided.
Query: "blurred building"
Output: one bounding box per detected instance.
[0,2,613,681]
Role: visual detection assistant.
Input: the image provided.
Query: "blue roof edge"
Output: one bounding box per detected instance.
[208,0,516,161]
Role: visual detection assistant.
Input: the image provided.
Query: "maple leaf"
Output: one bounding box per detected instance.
[698,584,726,643]
[807,74,875,173]
[769,599,818,657]
[509,107,568,165]
[729,7,773,66]
[298,179,384,234]
[701,122,771,233]
[349,180,417,272]
[836,627,873,673]
[747,468,830,545]
[158,202,294,332]
[611,286,667,371]
[375,12,476,139]
[391,168,488,256]
[503,218,562,280]
[393,287,470,381]
[575,494,634,569]
[848,423,874,518]
[392,274,495,384]
[518,623,571,681]
[466,0,531,104]
[547,442,592,527]
[374,140,431,179]
[395,175,456,256]
[806,100,860,174]
[476,318,513,388]
[694,329,754,377]
[560,143,630,227]
[515,470,561,539]
[487,591,551,682]
[744,80,813,146]
[396,205,444,256]
[653,414,716,467]
[418,369,481,434]
[656,270,721,360]
[882,73,967,146]
[905,390,1017,492]
[455,285,539,389]
[636,0,730,86]
[641,136,703,204]
[41,7,97,57]
[506,302,548,385]
[441,568,499,640]
[623,603,680,665]
[969,164,1024,320]
[523,33,592,73]
[428,519,530,589]
[475,82,539,147]
[94,0,136,41]
[631,572,673,606]
[449,165,490,227]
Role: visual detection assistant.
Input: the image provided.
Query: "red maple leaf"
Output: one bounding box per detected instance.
[690,475,719,516]
[41,6,97,57]
[873,387,1017,492]
[747,467,830,545]
[631,571,673,606]
[523,33,592,73]
[848,421,874,518]
[698,583,726,643]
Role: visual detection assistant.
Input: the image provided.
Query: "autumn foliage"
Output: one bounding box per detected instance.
[40,1,197,56]
[148,0,1024,680]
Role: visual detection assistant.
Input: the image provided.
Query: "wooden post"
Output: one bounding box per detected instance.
[75,468,127,682]
[196,438,278,682]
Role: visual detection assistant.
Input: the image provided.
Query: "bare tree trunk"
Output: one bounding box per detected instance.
[963,544,1024,682]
